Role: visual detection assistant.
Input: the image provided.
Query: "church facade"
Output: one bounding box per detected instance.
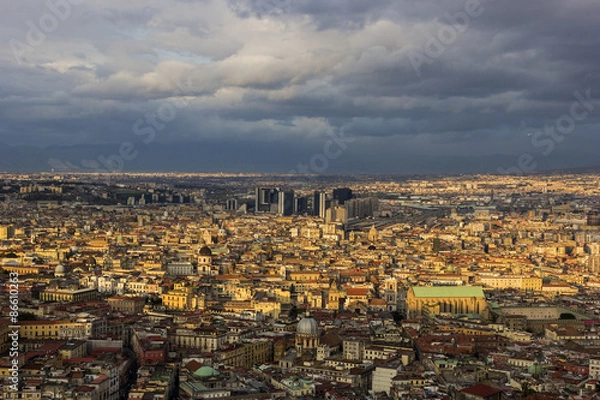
[406,286,488,319]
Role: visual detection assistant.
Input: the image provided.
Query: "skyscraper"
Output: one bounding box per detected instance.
[255,187,279,213]
[294,196,308,215]
[333,187,353,205]
[313,191,327,219]
[226,198,238,211]
[277,190,294,216]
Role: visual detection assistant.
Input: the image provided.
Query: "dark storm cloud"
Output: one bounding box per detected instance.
[1,0,599,172]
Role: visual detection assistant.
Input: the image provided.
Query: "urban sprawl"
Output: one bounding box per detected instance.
[2,173,600,400]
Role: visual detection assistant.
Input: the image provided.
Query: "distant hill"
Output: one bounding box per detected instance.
[0,141,598,175]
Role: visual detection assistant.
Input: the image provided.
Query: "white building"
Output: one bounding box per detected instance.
[125,279,148,295]
[97,275,127,295]
[590,357,600,379]
[372,358,402,395]
[167,262,195,276]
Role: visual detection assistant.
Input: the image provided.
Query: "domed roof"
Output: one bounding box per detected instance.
[55,264,65,275]
[199,245,212,256]
[297,315,318,336]
[194,366,220,378]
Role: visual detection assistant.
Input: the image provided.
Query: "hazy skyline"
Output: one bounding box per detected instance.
[1,0,599,173]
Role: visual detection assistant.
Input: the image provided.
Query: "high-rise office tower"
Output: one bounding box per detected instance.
[313,191,327,218]
[333,188,353,205]
[294,196,308,215]
[277,190,295,216]
[255,187,263,212]
[226,198,238,211]
[255,187,279,213]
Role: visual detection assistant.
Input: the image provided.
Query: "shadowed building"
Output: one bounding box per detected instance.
[255,187,278,213]
[588,209,600,226]
[332,187,352,205]
[108,296,145,314]
[313,191,327,218]
[277,190,294,216]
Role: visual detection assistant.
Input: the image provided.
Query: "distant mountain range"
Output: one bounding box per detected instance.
[1,141,598,175]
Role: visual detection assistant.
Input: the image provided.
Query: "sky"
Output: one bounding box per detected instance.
[1,0,599,173]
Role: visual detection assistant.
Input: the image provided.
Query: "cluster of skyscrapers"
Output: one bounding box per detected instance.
[252,186,380,224]
[254,187,331,217]
[254,187,352,217]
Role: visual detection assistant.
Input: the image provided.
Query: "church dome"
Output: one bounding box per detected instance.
[55,264,65,276]
[194,366,220,378]
[297,315,318,336]
[199,245,212,256]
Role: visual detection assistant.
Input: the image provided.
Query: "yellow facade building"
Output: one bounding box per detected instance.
[161,283,204,311]
[406,286,488,318]
[40,288,98,303]
[479,275,542,291]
